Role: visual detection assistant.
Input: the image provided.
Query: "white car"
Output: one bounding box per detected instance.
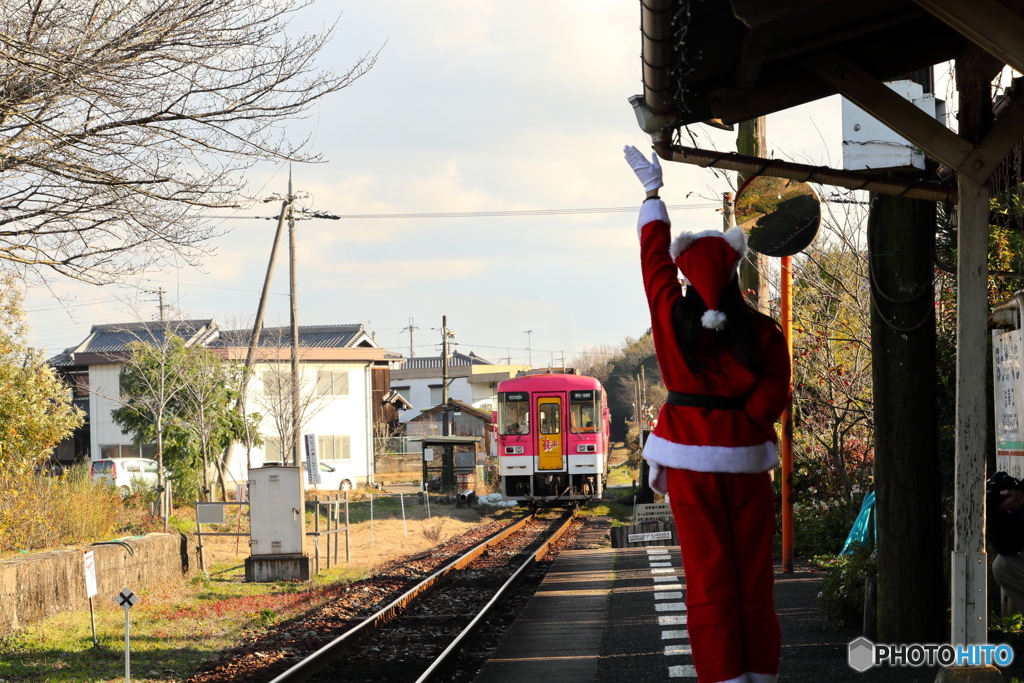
[89,457,160,496]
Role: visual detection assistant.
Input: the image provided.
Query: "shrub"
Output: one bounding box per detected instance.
[0,464,123,553]
[816,545,876,627]
[790,497,864,557]
[420,517,448,543]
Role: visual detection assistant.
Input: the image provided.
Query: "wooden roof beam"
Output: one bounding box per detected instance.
[735,27,771,88]
[914,0,1024,76]
[807,51,978,176]
[961,83,1024,185]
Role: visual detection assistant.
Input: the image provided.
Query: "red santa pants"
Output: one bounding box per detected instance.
[666,467,781,683]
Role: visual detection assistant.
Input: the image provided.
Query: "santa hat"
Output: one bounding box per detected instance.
[669,227,748,330]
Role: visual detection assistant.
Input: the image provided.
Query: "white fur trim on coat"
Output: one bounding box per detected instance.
[747,673,778,683]
[702,309,727,329]
[669,226,749,260]
[637,198,670,239]
[642,432,779,477]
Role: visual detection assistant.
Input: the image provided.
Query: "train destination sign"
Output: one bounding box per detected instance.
[503,392,528,402]
[570,390,595,401]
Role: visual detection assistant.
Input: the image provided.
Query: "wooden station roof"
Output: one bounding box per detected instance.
[636,0,1024,201]
[644,1,964,126]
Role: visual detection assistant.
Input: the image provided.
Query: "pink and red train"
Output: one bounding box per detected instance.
[495,373,611,505]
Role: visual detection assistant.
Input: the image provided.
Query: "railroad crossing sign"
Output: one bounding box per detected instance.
[116,588,138,609]
[117,588,138,682]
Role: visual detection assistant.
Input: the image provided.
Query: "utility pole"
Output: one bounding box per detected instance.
[869,67,943,645]
[722,191,735,230]
[523,330,532,366]
[147,288,168,321]
[401,318,418,358]
[441,316,454,436]
[288,167,301,467]
[736,117,771,314]
[235,196,289,472]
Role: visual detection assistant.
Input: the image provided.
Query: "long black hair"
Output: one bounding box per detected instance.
[671,277,775,374]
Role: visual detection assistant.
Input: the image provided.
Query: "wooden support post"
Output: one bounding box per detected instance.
[951,177,991,646]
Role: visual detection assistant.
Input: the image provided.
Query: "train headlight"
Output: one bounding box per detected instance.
[577,444,596,453]
[505,446,525,455]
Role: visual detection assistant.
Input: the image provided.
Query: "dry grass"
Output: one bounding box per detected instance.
[190,495,484,575]
[0,465,159,556]
[1,498,496,683]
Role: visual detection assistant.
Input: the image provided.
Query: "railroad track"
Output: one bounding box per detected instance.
[267,510,578,683]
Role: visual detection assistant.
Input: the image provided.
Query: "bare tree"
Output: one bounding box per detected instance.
[0,0,376,283]
[789,200,874,500]
[245,326,327,466]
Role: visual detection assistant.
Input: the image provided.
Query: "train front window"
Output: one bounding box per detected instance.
[570,389,600,433]
[498,392,530,435]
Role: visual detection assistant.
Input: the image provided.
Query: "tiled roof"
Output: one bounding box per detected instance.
[76,320,217,353]
[396,351,492,370]
[212,324,375,349]
[47,350,78,367]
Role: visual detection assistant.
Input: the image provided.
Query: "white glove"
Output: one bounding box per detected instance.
[624,145,664,192]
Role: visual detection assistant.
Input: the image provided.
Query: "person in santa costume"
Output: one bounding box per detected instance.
[624,145,792,683]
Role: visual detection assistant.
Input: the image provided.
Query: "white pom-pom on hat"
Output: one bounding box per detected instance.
[701,309,728,330]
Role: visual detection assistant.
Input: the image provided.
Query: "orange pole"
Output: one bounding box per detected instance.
[780,255,794,573]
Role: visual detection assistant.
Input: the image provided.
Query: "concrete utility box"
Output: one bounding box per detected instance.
[842,79,945,172]
[245,465,309,582]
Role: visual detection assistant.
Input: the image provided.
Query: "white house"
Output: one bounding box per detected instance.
[389,352,531,422]
[48,320,404,490]
[211,325,401,488]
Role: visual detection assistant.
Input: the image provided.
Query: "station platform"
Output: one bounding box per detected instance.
[472,520,945,683]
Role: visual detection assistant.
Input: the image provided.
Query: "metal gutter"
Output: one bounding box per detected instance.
[631,0,678,141]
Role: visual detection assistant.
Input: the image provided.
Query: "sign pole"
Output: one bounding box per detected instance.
[83,550,98,647]
[89,597,98,648]
[400,493,408,537]
[116,589,138,682]
[124,603,131,682]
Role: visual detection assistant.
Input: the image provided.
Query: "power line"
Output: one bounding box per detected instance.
[202,203,718,221]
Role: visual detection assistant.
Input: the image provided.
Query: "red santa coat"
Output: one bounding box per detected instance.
[638,199,792,493]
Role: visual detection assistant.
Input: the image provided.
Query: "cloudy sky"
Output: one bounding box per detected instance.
[24,0,843,365]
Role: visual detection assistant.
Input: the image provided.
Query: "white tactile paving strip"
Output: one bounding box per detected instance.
[646,547,695,679]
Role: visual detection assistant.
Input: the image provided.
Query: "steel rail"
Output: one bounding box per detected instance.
[414,511,578,682]
[268,512,543,683]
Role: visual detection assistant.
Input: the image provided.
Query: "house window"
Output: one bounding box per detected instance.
[262,370,288,397]
[317,371,349,397]
[99,444,157,458]
[318,435,351,461]
[429,384,444,405]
